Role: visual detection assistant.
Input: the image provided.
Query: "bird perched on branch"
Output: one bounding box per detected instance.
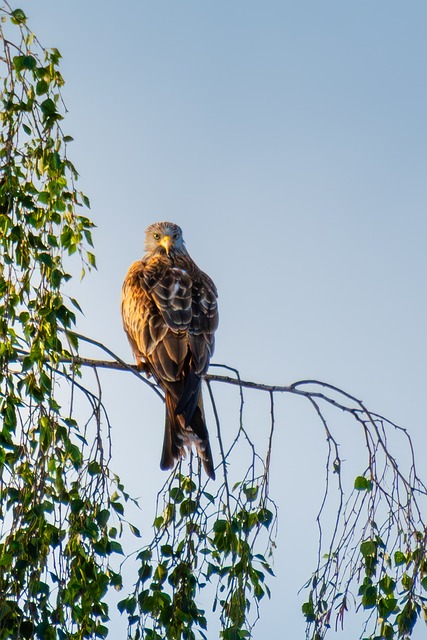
[121,221,219,479]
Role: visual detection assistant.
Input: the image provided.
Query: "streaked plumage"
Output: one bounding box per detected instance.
[121,221,219,479]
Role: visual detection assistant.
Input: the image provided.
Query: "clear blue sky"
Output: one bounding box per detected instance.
[19,1,427,637]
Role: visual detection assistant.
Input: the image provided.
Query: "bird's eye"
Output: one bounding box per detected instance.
[173,233,179,240]
[153,233,160,240]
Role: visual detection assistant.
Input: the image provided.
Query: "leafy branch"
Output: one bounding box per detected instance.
[52,335,427,640]
[14,330,427,640]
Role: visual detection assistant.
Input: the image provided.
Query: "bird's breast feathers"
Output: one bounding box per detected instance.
[122,252,218,367]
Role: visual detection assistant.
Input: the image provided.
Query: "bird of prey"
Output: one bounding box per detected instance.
[121,221,219,479]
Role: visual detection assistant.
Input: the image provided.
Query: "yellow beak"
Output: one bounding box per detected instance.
[159,235,172,254]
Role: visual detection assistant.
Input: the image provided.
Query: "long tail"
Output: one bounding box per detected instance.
[160,388,215,480]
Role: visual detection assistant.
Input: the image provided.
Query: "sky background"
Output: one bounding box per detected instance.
[16,1,427,638]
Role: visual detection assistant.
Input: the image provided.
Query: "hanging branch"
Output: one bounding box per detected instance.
[17,332,424,640]
[6,319,427,639]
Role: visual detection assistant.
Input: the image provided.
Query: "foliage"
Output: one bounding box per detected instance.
[292,381,427,640]
[1,4,427,640]
[119,467,275,640]
[0,4,124,638]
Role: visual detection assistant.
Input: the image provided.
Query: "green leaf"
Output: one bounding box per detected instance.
[67,443,83,468]
[258,508,273,528]
[109,541,124,555]
[394,550,406,566]
[36,80,49,95]
[13,56,26,72]
[397,600,417,635]
[154,563,168,582]
[38,252,54,267]
[401,573,412,590]
[117,597,136,614]
[40,98,57,116]
[69,298,83,313]
[87,251,96,268]
[243,484,259,502]
[0,554,13,567]
[302,600,316,622]
[378,596,398,619]
[95,624,108,638]
[20,55,37,70]
[38,191,50,204]
[381,623,395,640]
[213,520,228,533]
[88,460,101,475]
[179,498,197,517]
[169,487,184,503]
[361,585,377,608]
[51,151,62,170]
[111,501,124,515]
[11,8,27,24]
[70,499,84,514]
[379,574,396,595]
[49,47,62,64]
[67,330,79,350]
[360,540,377,558]
[96,509,110,528]
[354,476,372,491]
[160,544,173,557]
[129,523,141,538]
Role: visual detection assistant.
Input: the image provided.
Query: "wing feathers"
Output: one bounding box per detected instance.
[146,265,193,331]
[149,335,188,381]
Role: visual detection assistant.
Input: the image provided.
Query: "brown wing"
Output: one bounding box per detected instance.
[121,257,191,382]
[188,269,219,374]
[172,255,219,419]
[146,257,219,377]
[122,255,218,381]
[121,253,218,479]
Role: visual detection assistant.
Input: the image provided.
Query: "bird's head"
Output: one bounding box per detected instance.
[144,221,186,256]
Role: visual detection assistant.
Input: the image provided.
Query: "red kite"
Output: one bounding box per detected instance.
[121,222,218,479]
